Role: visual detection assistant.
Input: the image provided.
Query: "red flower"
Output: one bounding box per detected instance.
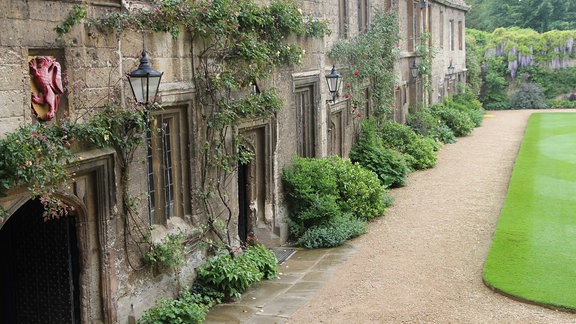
[345,94,350,99]
[347,83,351,89]
[357,113,362,118]
[354,71,359,76]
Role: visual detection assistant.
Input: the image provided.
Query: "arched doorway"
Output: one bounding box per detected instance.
[0,198,80,323]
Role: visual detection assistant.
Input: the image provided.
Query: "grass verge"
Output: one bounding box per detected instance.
[483,112,576,311]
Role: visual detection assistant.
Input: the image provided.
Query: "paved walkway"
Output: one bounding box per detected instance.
[206,110,576,323]
[204,245,357,323]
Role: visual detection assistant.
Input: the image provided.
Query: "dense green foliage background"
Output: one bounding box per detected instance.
[466,27,576,109]
[466,0,576,32]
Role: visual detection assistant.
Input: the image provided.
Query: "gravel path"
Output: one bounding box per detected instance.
[287,110,576,323]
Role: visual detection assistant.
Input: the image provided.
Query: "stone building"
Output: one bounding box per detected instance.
[0,0,468,322]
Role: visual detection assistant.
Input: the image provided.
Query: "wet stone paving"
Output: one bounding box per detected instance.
[204,244,356,324]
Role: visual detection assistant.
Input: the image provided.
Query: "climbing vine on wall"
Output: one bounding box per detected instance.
[0,119,76,219]
[329,10,400,119]
[415,32,437,93]
[51,0,330,257]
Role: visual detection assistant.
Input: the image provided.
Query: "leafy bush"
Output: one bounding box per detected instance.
[481,56,511,110]
[452,87,485,127]
[551,98,576,109]
[350,118,410,188]
[332,157,389,220]
[433,124,458,144]
[520,66,576,100]
[485,100,512,110]
[431,103,476,137]
[510,82,549,109]
[378,121,440,170]
[282,157,341,237]
[195,245,278,300]
[297,213,367,249]
[237,244,278,280]
[139,290,211,324]
[142,232,186,271]
[406,109,456,144]
[282,155,390,247]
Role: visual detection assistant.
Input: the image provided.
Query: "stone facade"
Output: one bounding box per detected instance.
[0,0,468,322]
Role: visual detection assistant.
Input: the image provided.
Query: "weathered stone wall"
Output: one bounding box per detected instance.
[0,0,469,322]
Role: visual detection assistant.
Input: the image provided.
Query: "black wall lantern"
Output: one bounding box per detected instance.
[128,49,163,106]
[410,60,420,79]
[448,61,455,76]
[325,64,342,103]
[250,80,260,95]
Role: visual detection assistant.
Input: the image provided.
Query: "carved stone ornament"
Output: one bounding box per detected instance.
[29,56,64,121]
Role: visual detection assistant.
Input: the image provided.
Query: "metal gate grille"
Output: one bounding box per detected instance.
[10,200,76,324]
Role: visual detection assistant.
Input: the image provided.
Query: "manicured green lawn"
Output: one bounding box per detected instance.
[483,112,576,311]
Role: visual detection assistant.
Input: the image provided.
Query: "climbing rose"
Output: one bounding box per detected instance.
[354,71,359,76]
[357,113,362,118]
[345,94,350,99]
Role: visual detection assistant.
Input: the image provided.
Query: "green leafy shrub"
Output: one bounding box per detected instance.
[139,290,211,324]
[332,157,389,220]
[551,98,576,109]
[406,109,456,144]
[196,252,258,300]
[519,66,576,100]
[481,56,511,110]
[237,244,279,280]
[350,118,410,188]
[452,86,485,127]
[297,213,367,249]
[431,103,476,137]
[282,155,390,247]
[510,82,549,109]
[195,245,278,300]
[433,124,458,144]
[282,157,340,237]
[378,121,440,170]
[142,232,186,271]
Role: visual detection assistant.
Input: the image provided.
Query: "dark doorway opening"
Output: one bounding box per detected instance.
[238,162,250,244]
[0,199,80,324]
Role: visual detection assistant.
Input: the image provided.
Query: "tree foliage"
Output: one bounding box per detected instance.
[467,0,576,33]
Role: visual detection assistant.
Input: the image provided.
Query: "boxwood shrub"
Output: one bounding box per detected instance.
[406,109,456,144]
[378,121,440,170]
[282,155,390,248]
[430,103,476,137]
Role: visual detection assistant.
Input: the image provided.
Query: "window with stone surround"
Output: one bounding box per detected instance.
[449,19,454,51]
[407,0,420,52]
[358,0,369,33]
[147,107,189,225]
[458,20,463,50]
[295,85,316,158]
[439,10,444,48]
